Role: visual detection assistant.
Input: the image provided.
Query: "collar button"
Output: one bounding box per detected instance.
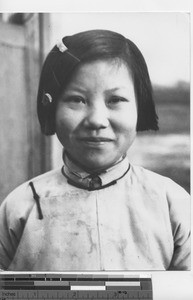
[89,175,102,189]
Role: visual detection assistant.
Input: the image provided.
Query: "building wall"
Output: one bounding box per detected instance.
[0,14,51,204]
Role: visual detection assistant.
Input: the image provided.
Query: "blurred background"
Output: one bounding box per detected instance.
[0,13,190,205]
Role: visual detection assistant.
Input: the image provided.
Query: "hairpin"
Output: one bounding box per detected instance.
[42,93,53,106]
[56,39,68,53]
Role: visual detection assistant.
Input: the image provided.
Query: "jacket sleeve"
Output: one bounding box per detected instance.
[0,183,34,270]
[0,200,17,269]
[166,179,191,270]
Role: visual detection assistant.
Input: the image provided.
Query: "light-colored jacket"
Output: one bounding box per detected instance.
[0,158,190,271]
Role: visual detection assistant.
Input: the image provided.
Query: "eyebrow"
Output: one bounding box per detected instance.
[63,86,131,96]
[63,86,86,94]
[66,87,129,92]
[105,87,129,92]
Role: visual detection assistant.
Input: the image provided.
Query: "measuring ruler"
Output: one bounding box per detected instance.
[0,274,153,299]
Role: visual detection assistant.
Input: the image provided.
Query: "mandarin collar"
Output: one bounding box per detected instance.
[61,154,130,191]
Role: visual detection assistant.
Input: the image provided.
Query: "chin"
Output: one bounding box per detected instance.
[82,157,117,172]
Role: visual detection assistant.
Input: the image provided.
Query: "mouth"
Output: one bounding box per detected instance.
[77,137,114,146]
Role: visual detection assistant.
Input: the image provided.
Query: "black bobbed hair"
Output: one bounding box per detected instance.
[37,29,159,135]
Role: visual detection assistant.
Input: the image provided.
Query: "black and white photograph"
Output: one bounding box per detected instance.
[0,12,190,273]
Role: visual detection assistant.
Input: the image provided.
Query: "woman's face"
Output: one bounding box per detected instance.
[56,59,137,172]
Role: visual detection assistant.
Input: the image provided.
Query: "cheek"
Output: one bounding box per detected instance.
[55,108,79,137]
[112,108,137,152]
[114,107,137,135]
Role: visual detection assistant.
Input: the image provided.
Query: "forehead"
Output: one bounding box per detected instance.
[64,59,134,92]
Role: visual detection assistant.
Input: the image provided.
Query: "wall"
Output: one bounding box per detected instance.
[0,14,51,204]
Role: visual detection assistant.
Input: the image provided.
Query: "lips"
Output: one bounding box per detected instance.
[77,136,114,147]
[79,137,114,142]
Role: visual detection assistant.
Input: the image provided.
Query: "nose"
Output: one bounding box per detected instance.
[84,103,109,130]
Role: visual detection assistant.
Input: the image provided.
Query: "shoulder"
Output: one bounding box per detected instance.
[130,164,189,197]
[0,168,66,220]
[130,164,190,226]
[29,168,67,197]
[130,164,167,185]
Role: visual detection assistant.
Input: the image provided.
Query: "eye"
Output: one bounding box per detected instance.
[108,96,128,105]
[63,95,86,104]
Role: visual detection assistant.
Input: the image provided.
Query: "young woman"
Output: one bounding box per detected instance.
[0,30,190,271]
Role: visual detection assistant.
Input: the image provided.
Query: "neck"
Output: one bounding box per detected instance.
[63,150,125,175]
